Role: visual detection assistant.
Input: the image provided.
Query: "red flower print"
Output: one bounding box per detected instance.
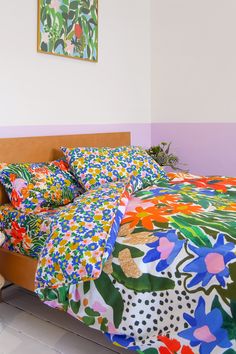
[158,336,194,354]
[75,24,83,39]
[11,221,26,244]
[52,160,68,171]
[11,189,23,208]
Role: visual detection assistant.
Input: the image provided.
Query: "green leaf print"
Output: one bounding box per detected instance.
[170,215,212,247]
[212,296,236,340]
[82,316,95,326]
[85,307,100,317]
[112,264,175,292]
[83,281,90,294]
[112,243,144,259]
[94,272,124,328]
[70,300,80,314]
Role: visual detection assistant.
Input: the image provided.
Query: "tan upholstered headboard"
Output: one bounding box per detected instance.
[0,132,131,204]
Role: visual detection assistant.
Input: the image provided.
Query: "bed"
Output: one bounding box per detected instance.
[0,132,130,291]
[0,132,236,354]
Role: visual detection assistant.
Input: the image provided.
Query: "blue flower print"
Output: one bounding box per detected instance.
[105,334,140,351]
[143,229,185,271]
[184,234,236,288]
[179,296,231,354]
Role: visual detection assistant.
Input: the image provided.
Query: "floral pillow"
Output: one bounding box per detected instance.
[0,159,84,213]
[61,145,168,190]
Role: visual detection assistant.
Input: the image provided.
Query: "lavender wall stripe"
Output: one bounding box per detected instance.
[0,124,151,148]
[152,123,236,176]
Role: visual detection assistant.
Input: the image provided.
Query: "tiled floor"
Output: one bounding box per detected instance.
[0,286,129,354]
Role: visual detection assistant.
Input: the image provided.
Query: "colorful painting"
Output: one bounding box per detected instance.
[37,0,98,62]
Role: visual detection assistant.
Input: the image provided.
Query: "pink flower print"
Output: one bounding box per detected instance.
[65,40,75,55]
[92,269,101,278]
[44,300,62,310]
[64,232,71,240]
[78,268,87,277]
[82,239,90,245]
[40,222,49,233]
[126,196,154,213]
[46,259,53,266]
[86,222,96,229]
[50,0,60,11]
[108,322,118,334]
[12,178,27,193]
[66,264,74,275]
[70,285,81,302]
[92,301,107,314]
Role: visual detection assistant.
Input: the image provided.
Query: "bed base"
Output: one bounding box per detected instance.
[0,248,37,294]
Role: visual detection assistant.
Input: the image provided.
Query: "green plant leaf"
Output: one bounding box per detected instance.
[70,1,79,10]
[112,264,175,292]
[94,272,124,328]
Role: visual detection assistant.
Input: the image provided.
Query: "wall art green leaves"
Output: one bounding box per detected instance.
[38,0,98,62]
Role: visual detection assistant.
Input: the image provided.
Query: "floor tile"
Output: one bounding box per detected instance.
[0,325,59,354]
[3,286,129,353]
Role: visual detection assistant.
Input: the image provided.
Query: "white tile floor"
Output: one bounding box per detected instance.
[0,286,129,354]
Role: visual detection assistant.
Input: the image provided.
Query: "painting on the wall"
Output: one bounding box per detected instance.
[38,0,98,62]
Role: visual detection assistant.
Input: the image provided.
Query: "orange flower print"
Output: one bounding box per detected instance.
[122,206,169,230]
[221,203,236,212]
[151,194,181,205]
[170,203,203,215]
[158,336,194,354]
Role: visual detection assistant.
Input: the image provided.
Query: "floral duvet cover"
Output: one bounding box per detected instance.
[33,173,236,354]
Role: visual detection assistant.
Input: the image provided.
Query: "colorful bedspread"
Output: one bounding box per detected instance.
[0,174,236,354]
[26,174,236,353]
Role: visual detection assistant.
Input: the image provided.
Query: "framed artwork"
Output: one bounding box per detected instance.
[37,0,98,62]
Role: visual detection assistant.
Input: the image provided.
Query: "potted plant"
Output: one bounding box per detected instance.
[146,142,188,172]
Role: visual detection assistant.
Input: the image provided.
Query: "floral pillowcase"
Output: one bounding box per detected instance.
[0,159,84,213]
[61,145,168,190]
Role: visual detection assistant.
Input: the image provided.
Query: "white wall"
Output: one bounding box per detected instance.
[151,0,236,123]
[0,0,151,126]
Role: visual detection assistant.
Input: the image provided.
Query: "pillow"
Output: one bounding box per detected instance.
[0,159,84,213]
[61,145,168,190]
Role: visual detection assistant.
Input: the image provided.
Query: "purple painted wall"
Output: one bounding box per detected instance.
[0,123,235,176]
[152,123,236,176]
[0,124,151,148]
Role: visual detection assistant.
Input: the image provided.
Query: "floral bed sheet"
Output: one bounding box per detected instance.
[34,173,236,354]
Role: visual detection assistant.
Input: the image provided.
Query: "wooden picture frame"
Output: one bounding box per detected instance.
[37,0,98,62]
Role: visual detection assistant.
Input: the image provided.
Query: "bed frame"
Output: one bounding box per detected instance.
[0,132,130,295]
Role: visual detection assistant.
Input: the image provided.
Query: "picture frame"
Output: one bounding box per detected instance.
[37,0,98,62]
